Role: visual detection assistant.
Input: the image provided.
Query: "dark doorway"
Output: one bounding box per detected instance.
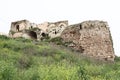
[28,31,37,39]
[31,26,33,29]
[16,25,19,31]
[41,33,46,37]
[79,24,82,30]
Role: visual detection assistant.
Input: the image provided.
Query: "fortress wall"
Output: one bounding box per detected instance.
[61,20,115,61]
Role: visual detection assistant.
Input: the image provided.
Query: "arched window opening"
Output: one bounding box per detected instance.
[16,25,19,31]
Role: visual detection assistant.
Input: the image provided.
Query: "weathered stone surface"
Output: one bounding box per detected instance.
[9,19,115,61]
[10,20,31,32]
[61,20,115,61]
[9,20,68,40]
[12,32,23,38]
[47,20,68,38]
[37,22,49,32]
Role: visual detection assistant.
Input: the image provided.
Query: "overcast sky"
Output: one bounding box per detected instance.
[0,0,120,56]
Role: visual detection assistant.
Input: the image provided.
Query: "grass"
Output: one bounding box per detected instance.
[0,35,120,80]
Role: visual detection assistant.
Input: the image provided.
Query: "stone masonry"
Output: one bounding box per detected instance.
[9,20,115,61]
[9,20,68,40]
[61,20,115,61]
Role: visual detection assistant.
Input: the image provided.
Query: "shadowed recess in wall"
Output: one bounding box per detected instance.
[28,31,37,39]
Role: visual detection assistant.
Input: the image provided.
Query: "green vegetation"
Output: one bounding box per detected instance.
[47,37,73,47]
[0,35,120,80]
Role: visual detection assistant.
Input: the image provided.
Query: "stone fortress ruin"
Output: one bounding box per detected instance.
[9,20,115,61]
[61,21,115,61]
[9,20,68,40]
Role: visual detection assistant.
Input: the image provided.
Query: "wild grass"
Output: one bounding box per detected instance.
[0,35,120,80]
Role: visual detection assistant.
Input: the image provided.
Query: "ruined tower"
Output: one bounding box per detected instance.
[61,20,115,61]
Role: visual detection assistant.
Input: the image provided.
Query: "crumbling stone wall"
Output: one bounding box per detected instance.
[47,20,68,38]
[9,19,115,61]
[61,20,115,61]
[9,20,31,38]
[10,20,31,32]
[35,20,68,38]
[9,20,68,40]
[9,20,41,39]
[37,22,49,32]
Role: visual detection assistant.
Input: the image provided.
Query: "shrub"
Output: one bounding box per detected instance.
[0,61,17,80]
[14,37,32,43]
[0,35,10,40]
[9,30,15,35]
[48,37,64,45]
[114,56,120,62]
[77,66,89,80]
[0,34,120,80]
[17,55,33,69]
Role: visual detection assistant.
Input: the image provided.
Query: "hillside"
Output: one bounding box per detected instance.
[0,35,120,80]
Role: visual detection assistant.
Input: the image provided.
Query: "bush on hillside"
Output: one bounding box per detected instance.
[0,35,10,40]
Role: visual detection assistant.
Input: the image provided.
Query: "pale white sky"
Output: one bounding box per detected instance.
[0,0,120,56]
